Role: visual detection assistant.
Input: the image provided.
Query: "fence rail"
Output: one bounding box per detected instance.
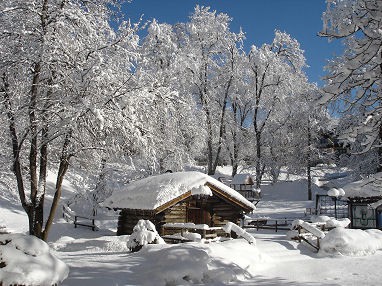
[243,218,296,232]
[62,204,98,231]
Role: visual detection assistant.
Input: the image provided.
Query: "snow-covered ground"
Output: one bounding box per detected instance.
[2,167,382,285]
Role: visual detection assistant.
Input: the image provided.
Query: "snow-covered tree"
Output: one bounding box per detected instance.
[136,19,204,173]
[247,30,307,188]
[177,6,245,175]
[286,84,330,199]
[0,0,139,240]
[319,0,382,172]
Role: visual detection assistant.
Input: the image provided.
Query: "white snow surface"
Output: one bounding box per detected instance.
[191,184,213,196]
[4,166,382,285]
[231,173,254,185]
[127,241,266,285]
[310,215,351,228]
[327,187,346,197]
[0,234,69,286]
[342,172,382,198]
[320,228,382,256]
[102,171,255,210]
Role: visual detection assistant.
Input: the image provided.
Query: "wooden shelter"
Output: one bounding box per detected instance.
[229,173,260,202]
[102,171,256,236]
[343,173,382,229]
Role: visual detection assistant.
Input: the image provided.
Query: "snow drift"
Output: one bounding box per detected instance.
[319,228,382,256]
[0,233,69,286]
[128,239,267,285]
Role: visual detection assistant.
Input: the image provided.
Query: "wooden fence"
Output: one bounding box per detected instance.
[243,218,294,232]
[62,204,98,231]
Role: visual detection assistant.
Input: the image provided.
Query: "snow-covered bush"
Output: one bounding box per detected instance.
[0,234,69,286]
[127,220,165,252]
[319,228,382,256]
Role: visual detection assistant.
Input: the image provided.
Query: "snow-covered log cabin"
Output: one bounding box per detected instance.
[102,171,256,236]
[343,173,382,229]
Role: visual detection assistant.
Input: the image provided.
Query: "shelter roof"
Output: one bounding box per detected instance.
[102,171,256,213]
[343,172,382,199]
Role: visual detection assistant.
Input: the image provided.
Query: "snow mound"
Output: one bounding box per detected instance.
[127,220,165,252]
[129,240,267,285]
[311,215,351,228]
[0,233,69,286]
[319,228,382,256]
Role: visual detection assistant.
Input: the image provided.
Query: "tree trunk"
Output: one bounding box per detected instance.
[307,117,312,200]
[206,112,214,175]
[231,132,239,177]
[42,131,72,241]
[255,132,262,189]
[2,73,28,211]
[378,123,382,173]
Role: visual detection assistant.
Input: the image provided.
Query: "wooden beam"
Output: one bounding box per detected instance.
[155,191,192,214]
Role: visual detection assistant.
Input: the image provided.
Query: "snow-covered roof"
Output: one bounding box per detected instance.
[102,171,255,212]
[343,172,382,198]
[231,173,254,185]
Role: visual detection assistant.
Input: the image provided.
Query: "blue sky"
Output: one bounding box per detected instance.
[123,0,343,85]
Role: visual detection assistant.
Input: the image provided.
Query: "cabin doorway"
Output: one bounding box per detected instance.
[187,201,211,225]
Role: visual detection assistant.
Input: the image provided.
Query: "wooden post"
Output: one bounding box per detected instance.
[298,226,301,243]
[275,220,278,232]
[74,216,77,228]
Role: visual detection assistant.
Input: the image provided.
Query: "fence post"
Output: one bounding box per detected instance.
[275,220,278,232]
[92,219,95,231]
[74,216,77,228]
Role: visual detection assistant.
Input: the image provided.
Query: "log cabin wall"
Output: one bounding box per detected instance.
[157,202,188,236]
[117,194,245,236]
[117,209,156,235]
[207,196,242,227]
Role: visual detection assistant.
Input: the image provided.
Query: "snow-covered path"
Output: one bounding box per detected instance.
[54,228,382,286]
[48,176,382,285]
[247,230,382,285]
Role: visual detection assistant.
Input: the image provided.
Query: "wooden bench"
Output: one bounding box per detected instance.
[162,235,193,244]
[291,221,326,252]
[162,223,222,241]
